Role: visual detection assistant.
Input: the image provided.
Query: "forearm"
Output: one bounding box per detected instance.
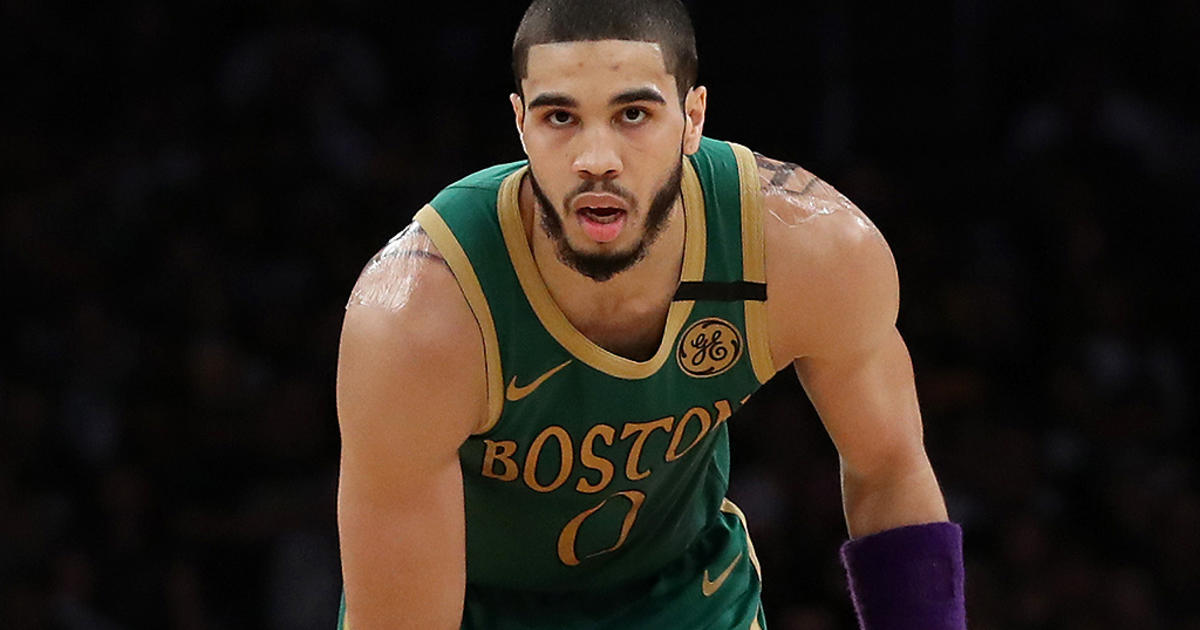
[838,455,964,630]
[840,454,948,539]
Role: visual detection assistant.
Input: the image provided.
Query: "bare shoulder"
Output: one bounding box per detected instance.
[348,224,452,312]
[753,153,885,262]
[343,224,478,359]
[338,223,486,462]
[754,153,900,363]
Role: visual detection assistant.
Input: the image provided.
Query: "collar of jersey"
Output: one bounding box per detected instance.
[496,159,707,380]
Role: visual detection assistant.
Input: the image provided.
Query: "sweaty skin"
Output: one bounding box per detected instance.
[755,153,872,230]
[347,224,443,313]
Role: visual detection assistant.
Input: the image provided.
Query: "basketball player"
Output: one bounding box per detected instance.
[336,1,966,628]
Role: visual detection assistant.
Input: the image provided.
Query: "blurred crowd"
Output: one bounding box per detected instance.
[2,2,1197,629]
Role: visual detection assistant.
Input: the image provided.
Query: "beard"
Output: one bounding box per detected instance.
[529,157,683,283]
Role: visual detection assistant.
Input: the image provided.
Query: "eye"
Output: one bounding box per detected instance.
[546,110,575,127]
[620,108,648,124]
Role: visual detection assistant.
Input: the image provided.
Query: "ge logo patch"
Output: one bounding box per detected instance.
[677,317,743,378]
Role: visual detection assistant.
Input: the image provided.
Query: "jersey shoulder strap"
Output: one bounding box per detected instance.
[683,137,774,382]
[414,159,527,432]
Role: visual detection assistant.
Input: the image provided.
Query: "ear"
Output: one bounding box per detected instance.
[682,86,707,155]
[510,93,527,154]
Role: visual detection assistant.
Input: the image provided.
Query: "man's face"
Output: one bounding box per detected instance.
[513,40,705,281]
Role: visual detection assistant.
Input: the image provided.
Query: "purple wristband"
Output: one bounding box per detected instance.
[840,521,966,630]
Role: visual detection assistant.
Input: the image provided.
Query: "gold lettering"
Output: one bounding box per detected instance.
[556,490,646,566]
[665,406,712,462]
[481,439,519,481]
[523,426,573,493]
[713,399,733,427]
[576,424,616,494]
[620,417,674,481]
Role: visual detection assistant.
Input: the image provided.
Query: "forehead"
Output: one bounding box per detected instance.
[523,40,674,99]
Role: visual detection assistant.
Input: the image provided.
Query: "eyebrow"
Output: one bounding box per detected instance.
[527,93,578,109]
[526,87,668,110]
[610,88,667,106]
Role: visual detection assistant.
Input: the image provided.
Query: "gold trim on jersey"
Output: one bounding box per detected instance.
[730,143,777,384]
[719,498,762,580]
[496,160,707,380]
[414,205,505,434]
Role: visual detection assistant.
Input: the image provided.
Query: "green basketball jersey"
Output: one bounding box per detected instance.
[339,138,776,629]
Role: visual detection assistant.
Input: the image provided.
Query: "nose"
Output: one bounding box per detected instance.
[572,126,622,180]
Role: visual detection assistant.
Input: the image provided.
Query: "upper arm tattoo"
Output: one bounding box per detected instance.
[755,152,821,199]
[347,223,450,312]
[754,152,866,229]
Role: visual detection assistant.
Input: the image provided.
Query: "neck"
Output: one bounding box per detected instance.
[518,172,685,328]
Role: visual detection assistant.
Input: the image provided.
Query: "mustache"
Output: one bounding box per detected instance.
[566,178,636,208]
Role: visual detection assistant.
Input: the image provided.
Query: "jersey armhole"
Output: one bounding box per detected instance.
[414,204,505,434]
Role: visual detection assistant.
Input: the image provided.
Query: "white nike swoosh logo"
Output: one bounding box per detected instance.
[505,360,572,401]
[701,551,744,597]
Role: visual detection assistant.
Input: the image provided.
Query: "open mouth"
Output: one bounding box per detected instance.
[577,207,627,243]
[580,206,625,224]
[571,191,630,243]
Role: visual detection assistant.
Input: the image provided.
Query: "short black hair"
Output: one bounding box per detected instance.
[512,0,698,103]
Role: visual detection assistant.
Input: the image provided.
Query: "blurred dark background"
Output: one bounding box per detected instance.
[2,1,1197,628]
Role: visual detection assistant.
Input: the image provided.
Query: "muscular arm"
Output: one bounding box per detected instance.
[337,226,486,629]
[759,155,948,538]
[795,330,948,537]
